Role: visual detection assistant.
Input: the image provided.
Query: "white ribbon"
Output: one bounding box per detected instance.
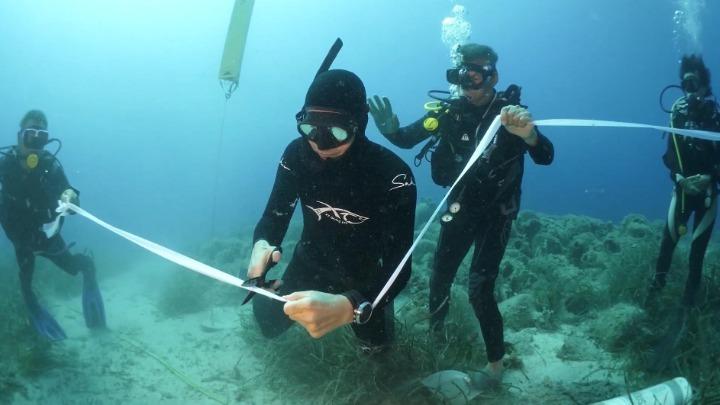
[42,210,67,238]
[53,117,720,309]
[55,201,286,302]
[372,116,502,307]
[534,119,720,141]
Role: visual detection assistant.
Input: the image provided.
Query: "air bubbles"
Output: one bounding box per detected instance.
[441,3,472,96]
[672,0,705,54]
[441,4,471,52]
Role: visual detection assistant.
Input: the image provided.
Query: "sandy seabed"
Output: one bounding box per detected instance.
[2,208,718,404]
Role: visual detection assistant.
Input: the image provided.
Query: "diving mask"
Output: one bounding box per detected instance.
[682,73,700,94]
[446,63,496,90]
[296,107,358,150]
[21,128,50,150]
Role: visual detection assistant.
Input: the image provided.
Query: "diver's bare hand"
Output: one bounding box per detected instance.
[247,240,281,279]
[59,189,79,214]
[677,174,709,195]
[501,105,538,146]
[60,189,79,205]
[687,174,711,192]
[282,291,354,338]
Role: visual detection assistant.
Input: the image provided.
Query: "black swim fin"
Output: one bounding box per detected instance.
[648,308,689,372]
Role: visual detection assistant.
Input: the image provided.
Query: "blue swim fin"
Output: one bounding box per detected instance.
[82,270,106,329]
[27,303,67,341]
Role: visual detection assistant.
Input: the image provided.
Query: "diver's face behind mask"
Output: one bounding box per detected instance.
[17,127,49,170]
[446,62,496,90]
[682,73,700,93]
[297,107,358,158]
[682,72,708,105]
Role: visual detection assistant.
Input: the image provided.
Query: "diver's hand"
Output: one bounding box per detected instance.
[60,189,78,204]
[247,239,281,279]
[677,174,709,195]
[368,95,400,135]
[59,189,79,213]
[687,174,711,192]
[501,105,538,146]
[282,291,354,338]
[676,174,695,194]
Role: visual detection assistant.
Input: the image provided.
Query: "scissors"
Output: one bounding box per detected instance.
[241,247,281,305]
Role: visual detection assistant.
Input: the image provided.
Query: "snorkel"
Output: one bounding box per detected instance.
[294,37,344,136]
[296,39,370,153]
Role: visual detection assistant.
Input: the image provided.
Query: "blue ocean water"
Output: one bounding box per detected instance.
[1,0,718,251]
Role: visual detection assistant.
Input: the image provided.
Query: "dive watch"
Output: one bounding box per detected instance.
[353,301,373,325]
[342,290,373,324]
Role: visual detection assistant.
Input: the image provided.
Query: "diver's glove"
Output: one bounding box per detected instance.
[676,173,711,195]
[368,95,400,135]
[692,174,712,191]
[60,188,79,205]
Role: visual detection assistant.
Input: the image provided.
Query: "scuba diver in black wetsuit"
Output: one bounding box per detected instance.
[245,68,416,348]
[646,55,720,373]
[368,44,554,383]
[0,110,106,341]
[650,55,720,307]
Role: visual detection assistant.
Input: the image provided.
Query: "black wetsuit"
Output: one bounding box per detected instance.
[385,90,553,362]
[653,97,720,306]
[252,134,416,345]
[0,147,94,310]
